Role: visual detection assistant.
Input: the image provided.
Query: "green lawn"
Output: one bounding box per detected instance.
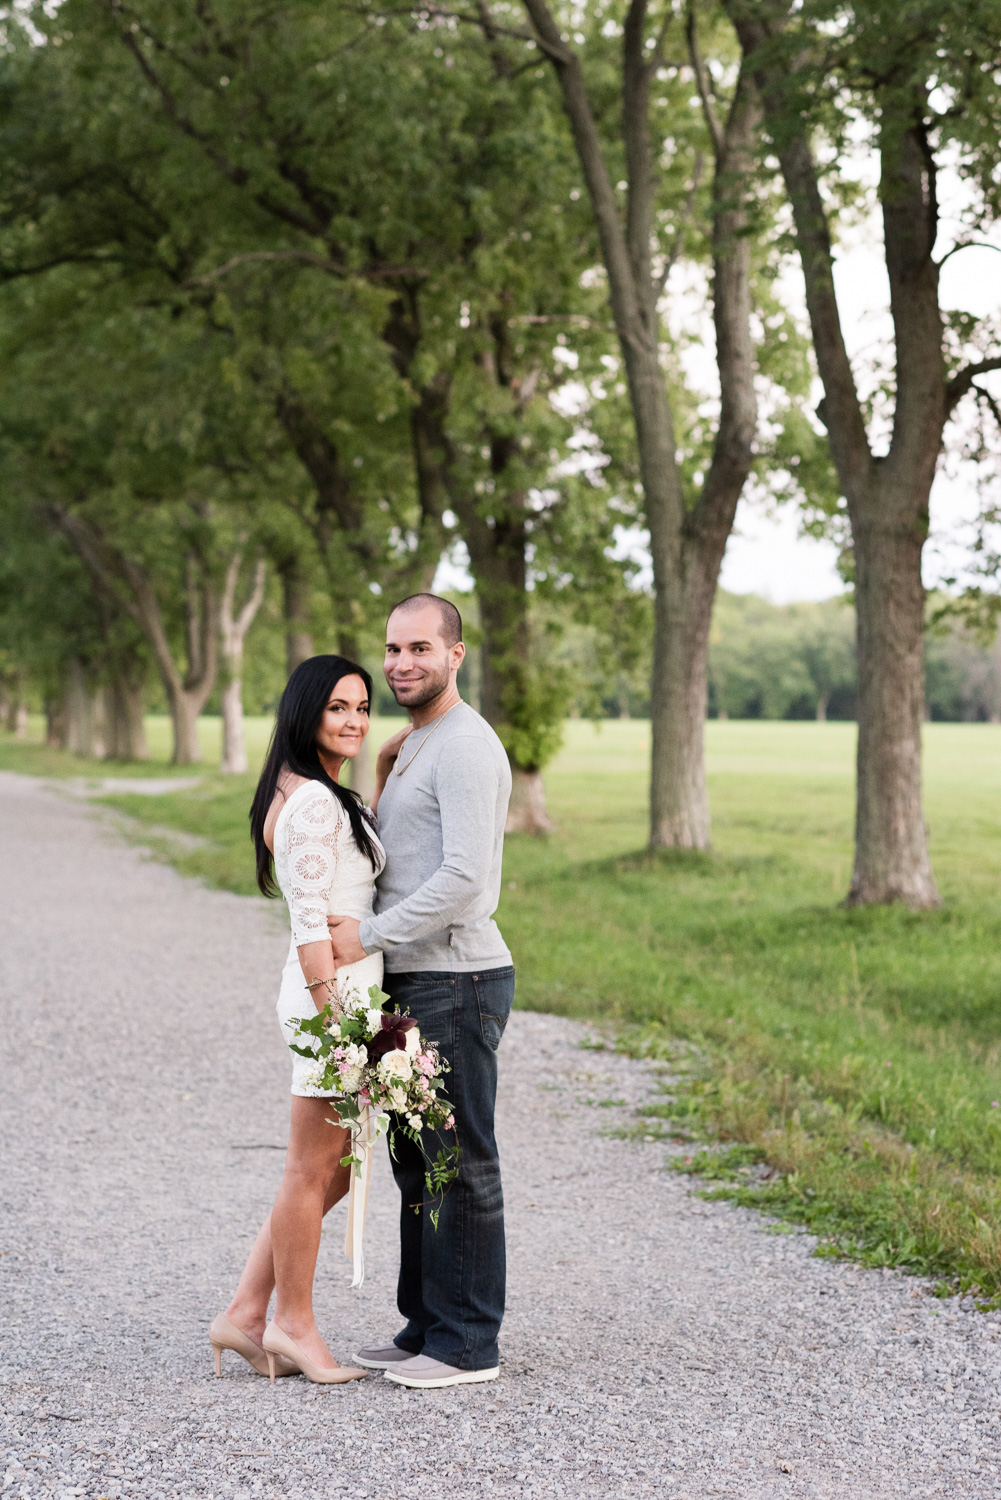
[4,716,1001,1299]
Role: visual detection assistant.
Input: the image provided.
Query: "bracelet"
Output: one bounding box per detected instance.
[305,976,337,991]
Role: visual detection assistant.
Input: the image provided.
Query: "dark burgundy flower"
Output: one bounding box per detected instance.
[364,1013,418,1061]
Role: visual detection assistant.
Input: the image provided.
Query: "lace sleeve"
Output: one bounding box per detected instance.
[284,787,343,946]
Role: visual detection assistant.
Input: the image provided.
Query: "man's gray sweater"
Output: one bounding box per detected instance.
[358,702,513,973]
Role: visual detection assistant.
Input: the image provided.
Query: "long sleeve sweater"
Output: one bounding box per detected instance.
[358,702,513,973]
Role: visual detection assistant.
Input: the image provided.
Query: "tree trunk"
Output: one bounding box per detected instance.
[104,673,149,761]
[50,507,218,767]
[164,595,216,767]
[381,289,451,593]
[140,581,213,766]
[219,552,267,776]
[843,112,941,907]
[45,696,68,748]
[847,512,937,905]
[334,627,376,801]
[816,691,830,723]
[521,0,760,850]
[65,659,102,757]
[219,678,248,775]
[729,9,946,908]
[650,45,760,848]
[454,473,556,837]
[3,687,26,735]
[278,553,314,675]
[649,554,718,847]
[344,731,375,802]
[506,768,553,835]
[168,692,201,765]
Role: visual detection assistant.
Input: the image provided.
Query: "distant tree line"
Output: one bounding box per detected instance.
[551,590,1001,722]
[709,594,1001,724]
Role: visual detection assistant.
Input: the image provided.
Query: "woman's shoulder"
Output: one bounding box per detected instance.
[283,778,343,825]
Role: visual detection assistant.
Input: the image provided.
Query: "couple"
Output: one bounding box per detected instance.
[208,593,514,1391]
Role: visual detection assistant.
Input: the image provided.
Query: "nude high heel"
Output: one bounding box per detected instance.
[209,1313,297,1379]
[262,1320,368,1385]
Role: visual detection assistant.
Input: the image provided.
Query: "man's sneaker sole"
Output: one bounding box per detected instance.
[384,1365,499,1389]
[354,1351,416,1370]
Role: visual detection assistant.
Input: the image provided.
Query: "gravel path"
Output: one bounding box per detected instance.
[1,770,1000,1500]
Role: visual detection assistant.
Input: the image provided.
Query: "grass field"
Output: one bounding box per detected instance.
[4,715,1001,1300]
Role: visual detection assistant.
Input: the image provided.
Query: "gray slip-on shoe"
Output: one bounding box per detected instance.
[383,1354,499,1389]
[354,1343,418,1370]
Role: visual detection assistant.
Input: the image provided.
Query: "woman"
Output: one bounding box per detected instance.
[208,655,402,1386]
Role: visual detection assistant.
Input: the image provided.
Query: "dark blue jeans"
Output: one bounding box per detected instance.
[383,966,514,1372]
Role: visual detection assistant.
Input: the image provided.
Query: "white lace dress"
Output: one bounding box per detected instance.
[273,780,386,1097]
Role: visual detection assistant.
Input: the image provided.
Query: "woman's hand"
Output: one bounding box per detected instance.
[377,725,412,771]
[371,725,413,812]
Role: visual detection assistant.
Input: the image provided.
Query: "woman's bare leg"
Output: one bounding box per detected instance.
[224,1097,352,1353]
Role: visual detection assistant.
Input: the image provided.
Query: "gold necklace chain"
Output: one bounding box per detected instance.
[394,699,462,776]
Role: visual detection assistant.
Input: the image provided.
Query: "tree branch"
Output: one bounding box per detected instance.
[974,383,1001,432]
[220,549,268,652]
[946,356,1001,415]
[520,0,649,354]
[47,504,185,700]
[657,149,704,296]
[686,3,723,157]
[623,0,657,326]
[728,3,872,501]
[936,240,1001,268]
[690,59,760,547]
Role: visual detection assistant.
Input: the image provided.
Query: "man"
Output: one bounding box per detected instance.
[327,592,514,1390]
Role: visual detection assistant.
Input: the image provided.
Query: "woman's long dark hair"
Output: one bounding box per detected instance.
[250,655,380,896]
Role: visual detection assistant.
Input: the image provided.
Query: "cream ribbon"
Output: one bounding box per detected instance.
[344,1104,380,1288]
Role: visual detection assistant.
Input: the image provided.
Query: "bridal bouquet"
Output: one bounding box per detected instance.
[290,983,459,1219]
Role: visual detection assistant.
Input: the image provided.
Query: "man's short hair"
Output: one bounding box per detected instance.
[390,593,463,648]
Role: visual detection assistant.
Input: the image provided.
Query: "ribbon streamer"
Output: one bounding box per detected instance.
[344,1104,379,1288]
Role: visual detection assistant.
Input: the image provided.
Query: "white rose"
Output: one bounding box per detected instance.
[378,1050,413,1083]
[388,1086,408,1111]
[404,1027,421,1057]
[365,1008,385,1036]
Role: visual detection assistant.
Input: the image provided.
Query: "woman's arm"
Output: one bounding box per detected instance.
[285,787,344,1010]
[296,940,341,1015]
[370,725,413,814]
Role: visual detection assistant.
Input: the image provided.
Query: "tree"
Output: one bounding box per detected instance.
[49,0,629,826]
[0,488,151,757]
[0,262,284,765]
[218,547,267,775]
[484,0,763,847]
[726,0,1001,904]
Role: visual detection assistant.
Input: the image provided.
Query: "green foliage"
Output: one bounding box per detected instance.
[0,0,651,768]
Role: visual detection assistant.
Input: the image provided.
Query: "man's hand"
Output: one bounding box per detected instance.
[327,914,367,966]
